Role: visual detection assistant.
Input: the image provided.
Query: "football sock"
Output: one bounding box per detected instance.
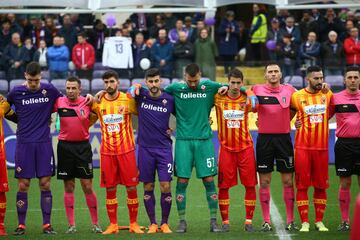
[160,192,172,225]
[314,188,327,222]
[296,188,309,223]
[218,188,229,223]
[245,187,256,222]
[105,188,118,224]
[16,192,28,225]
[144,190,156,224]
[283,186,295,224]
[175,181,188,221]
[126,189,139,224]
[64,192,75,226]
[259,187,271,223]
[338,188,350,222]
[40,190,52,225]
[85,192,98,225]
[203,181,218,219]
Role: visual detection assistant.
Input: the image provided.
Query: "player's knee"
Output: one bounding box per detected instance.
[18,181,30,191]
[126,186,137,192]
[282,178,293,187]
[144,183,155,192]
[39,180,51,191]
[259,179,271,188]
[202,176,214,183]
[177,178,189,184]
[339,177,351,189]
[160,182,171,193]
[81,184,93,194]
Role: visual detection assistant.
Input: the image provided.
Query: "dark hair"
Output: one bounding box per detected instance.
[66,76,81,86]
[185,63,200,77]
[283,33,292,39]
[77,32,87,38]
[145,68,160,79]
[264,62,281,72]
[102,70,119,80]
[306,65,322,76]
[228,68,243,80]
[25,62,41,76]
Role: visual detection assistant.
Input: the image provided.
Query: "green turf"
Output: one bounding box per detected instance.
[2,166,358,239]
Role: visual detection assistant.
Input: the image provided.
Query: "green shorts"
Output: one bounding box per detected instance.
[174,139,217,179]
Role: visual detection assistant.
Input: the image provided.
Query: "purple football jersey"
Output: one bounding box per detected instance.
[136,88,175,148]
[7,83,61,143]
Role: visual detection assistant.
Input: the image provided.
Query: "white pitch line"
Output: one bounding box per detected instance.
[270,196,292,240]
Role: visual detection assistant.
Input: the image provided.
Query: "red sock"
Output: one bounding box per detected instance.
[0,192,6,226]
[126,189,139,224]
[259,187,270,223]
[338,188,350,222]
[296,188,309,223]
[245,187,256,222]
[106,188,118,224]
[85,192,98,225]
[64,192,75,226]
[218,188,230,223]
[283,186,295,224]
[314,188,327,222]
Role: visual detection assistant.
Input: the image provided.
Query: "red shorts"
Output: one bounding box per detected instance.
[295,149,329,190]
[0,156,9,192]
[100,150,139,188]
[218,146,257,188]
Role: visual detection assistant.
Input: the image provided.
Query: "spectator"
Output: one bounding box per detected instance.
[193,20,206,42]
[319,8,345,42]
[237,21,249,53]
[6,14,22,36]
[250,4,268,63]
[194,28,218,81]
[168,19,188,44]
[45,16,58,40]
[24,37,36,63]
[33,39,48,70]
[173,31,194,79]
[339,20,354,42]
[72,32,95,80]
[0,20,13,54]
[149,14,165,39]
[129,9,152,39]
[18,16,32,40]
[343,27,360,66]
[321,31,345,76]
[277,33,297,77]
[58,14,78,53]
[29,16,52,48]
[70,14,84,32]
[132,32,151,78]
[275,9,289,28]
[151,29,174,78]
[267,18,281,61]
[218,10,239,76]
[89,19,108,62]
[299,11,318,41]
[2,32,29,80]
[184,16,196,43]
[279,16,301,45]
[47,35,69,79]
[164,13,177,31]
[299,31,321,68]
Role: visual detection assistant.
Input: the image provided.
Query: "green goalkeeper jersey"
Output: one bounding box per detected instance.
[165,79,222,140]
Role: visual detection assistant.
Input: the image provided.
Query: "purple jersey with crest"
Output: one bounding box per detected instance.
[7,83,61,143]
[136,88,175,148]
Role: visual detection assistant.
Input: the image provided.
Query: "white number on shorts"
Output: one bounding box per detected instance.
[167,163,173,173]
[206,157,215,168]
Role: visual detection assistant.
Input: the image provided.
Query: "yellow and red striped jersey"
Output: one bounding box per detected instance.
[0,102,12,157]
[290,89,333,150]
[214,93,253,152]
[92,92,137,155]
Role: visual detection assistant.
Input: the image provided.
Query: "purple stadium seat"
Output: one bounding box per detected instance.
[0,80,8,93]
[51,79,66,93]
[284,75,304,89]
[92,70,107,79]
[94,62,107,70]
[9,79,25,90]
[160,78,171,89]
[325,75,344,89]
[91,78,103,94]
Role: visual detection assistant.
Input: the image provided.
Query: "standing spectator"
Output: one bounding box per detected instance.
[168,19,188,44]
[58,14,78,53]
[29,16,52,48]
[218,10,239,76]
[321,31,345,75]
[89,19,108,62]
[299,31,321,68]
[24,37,36,64]
[2,32,29,80]
[44,16,58,41]
[344,27,360,66]
[194,28,218,81]
[339,20,355,42]
[47,35,69,79]
[6,14,22,36]
[279,16,301,45]
[70,14,84,32]
[275,9,289,28]
[72,32,95,80]
[149,14,165,39]
[132,32,151,78]
[33,39,48,70]
[237,21,249,54]
[173,31,194,79]
[277,33,297,77]
[0,20,13,54]
[164,13,177,31]
[151,29,174,78]
[250,4,268,63]
[184,16,196,43]
[299,11,318,42]
[319,8,345,42]
[267,18,281,61]
[129,10,152,40]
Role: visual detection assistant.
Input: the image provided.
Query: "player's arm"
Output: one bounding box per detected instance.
[290,93,298,121]
[89,112,98,126]
[328,93,335,119]
[4,103,17,123]
[127,83,143,98]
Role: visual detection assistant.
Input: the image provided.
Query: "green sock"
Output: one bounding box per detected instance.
[176,181,188,221]
[203,181,218,219]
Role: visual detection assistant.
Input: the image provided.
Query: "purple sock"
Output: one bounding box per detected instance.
[144,191,156,224]
[41,191,52,225]
[16,192,28,225]
[161,192,172,225]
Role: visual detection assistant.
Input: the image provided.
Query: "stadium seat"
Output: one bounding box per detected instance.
[0,80,8,93]
[119,79,131,91]
[160,78,171,89]
[284,75,304,89]
[171,78,182,83]
[132,78,146,86]
[200,77,210,81]
[41,71,50,80]
[51,79,66,93]
[9,79,25,90]
[41,79,49,84]
[94,62,107,70]
[79,79,90,94]
[91,78,103,94]
[325,75,344,92]
[0,71,6,79]
[92,70,107,79]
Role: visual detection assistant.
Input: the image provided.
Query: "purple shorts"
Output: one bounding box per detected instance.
[15,142,55,179]
[138,146,173,183]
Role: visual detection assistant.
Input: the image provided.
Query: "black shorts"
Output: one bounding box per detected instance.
[256,133,294,173]
[335,138,360,177]
[57,140,93,180]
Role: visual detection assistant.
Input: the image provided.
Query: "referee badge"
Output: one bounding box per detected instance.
[162,99,167,105]
[42,89,47,96]
[282,97,286,103]
[80,109,85,116]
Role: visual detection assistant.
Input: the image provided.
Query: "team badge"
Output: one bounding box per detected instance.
[118,106,125,114]
[16,200,25,208]
[42,89,47,96]
[176,194,184,202]
[210,194,218,200]
[22,92,25,95]
[201,85,206,90]
[282,97,286,103]
[165,196,172,202]
[320,96,326,104]
[144,195,151,201]
[162,99,167,105]
[80,109,85,116]
[16,166,22,173]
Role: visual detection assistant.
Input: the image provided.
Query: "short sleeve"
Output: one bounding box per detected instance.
[128,97,137,114]
[290,93,298,111]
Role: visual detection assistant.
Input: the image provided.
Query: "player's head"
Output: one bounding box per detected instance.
[24,61,41,91]
[65,76,81,101]
[306,65,323,91]
[344,65,360,93]
[264,62,282,85]
[145,68,161,96]
[102,70,119,96]
[228,68,244,94]
[184,63,201,89]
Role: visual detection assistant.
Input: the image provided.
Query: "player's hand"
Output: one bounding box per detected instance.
[94,90,106,103]
[209,116,213,125]
[244,89,258,110]
[166,128,173,136]
[85,94,94,106]
[321,82,330,93]
[218,86,228,95]
[0,95,6,103]
[295,120,302,129]
[127,84,141,98]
